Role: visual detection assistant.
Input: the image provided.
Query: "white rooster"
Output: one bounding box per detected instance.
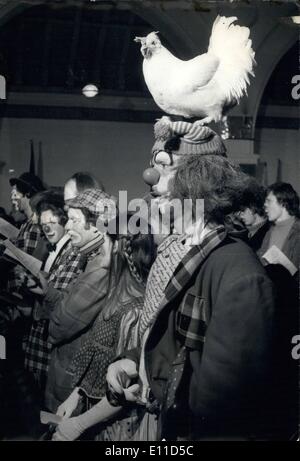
[134,16,256,124]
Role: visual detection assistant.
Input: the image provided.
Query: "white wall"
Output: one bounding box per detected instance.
[255,127,300,195]
[0,117,154,210]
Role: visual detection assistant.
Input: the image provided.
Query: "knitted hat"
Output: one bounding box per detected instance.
[152,116,227,157]
[66,188,116,223]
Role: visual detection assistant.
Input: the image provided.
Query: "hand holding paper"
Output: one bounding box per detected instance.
[263,245,298,276]
[27,272,48,296]
[2,239,42,278]
[40,410,62,426]
[0,217,19,240]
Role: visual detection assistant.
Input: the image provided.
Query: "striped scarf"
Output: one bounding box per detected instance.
[139,233,190,341]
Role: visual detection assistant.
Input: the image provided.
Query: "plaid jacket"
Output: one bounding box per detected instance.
[126,231,275,439]
[24,241,82,388]
[44,233,109,411]
[15,219,41,255]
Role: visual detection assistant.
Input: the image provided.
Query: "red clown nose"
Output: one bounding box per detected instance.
[143,168,160,186]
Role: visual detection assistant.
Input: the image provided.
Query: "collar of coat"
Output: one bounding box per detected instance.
[158,225,228,328]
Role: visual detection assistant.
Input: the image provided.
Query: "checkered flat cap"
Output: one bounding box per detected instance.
[66,189,117,223]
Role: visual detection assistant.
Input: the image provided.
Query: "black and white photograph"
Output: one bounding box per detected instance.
[0,0,299,444]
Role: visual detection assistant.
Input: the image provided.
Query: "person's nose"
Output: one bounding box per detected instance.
[142,167,160,186]
[43,224,51,234]
[65,220,71,231]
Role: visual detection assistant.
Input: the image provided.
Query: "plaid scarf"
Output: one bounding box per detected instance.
[161,226,227,418]
[172,225,227,349]
[47,230,104,290]
[48,248,82,291]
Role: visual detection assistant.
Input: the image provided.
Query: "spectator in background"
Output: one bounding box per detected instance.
[9,172,45,255]
[258,182,300,438]
[259,182,300,271]
[64,172,105,202]
[237,180,270,252]
[4,172,45,437]
[10,185,26,227]
[7,173,47,306]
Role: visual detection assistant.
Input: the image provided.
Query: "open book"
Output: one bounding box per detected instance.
[2,239,42,278]
[0,217,19,240]
[263,245,298,276]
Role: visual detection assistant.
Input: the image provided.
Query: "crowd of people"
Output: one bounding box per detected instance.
[0,118,299,441]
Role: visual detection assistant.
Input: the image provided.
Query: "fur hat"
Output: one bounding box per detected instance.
[152,116,227,157]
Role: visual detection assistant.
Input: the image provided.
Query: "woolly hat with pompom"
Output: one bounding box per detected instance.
[152,116,227,157]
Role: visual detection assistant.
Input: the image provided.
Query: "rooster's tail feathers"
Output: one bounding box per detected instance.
[208,15,256,102]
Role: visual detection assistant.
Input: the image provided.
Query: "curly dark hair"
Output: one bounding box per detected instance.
[38,201,68,227]
[30,189,66,223]
[267,182,300,217]
[239,179,267,217]
[172,154,248,225]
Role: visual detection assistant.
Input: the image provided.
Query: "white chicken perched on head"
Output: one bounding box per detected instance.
[134,16,256,124]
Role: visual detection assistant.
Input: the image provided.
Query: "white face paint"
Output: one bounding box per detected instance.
[150,151,181,202]
[11,186,23,211]
[65,207,95,248]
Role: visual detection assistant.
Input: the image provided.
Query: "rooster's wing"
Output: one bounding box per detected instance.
[174,52,219,92]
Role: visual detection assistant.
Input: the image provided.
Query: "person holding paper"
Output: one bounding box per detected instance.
[259,182,300,274]
[27,189,116,413]
[258,182,300,437]
[25,194,81,394]
[6,173,47,298]
[9,172,45,256]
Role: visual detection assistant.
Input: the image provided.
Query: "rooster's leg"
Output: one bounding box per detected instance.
[193,116,214,126]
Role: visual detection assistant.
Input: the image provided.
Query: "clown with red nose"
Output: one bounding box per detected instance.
[143,115,227,239]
